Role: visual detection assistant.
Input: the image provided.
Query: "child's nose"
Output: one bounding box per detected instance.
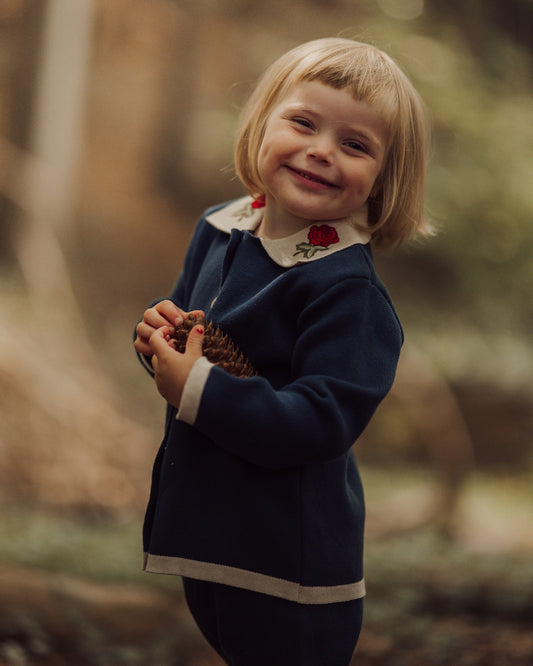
[306,137,333,163]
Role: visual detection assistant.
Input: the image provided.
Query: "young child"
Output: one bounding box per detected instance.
[134,37,429,666]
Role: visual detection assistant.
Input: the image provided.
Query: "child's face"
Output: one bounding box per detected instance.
[257,81,387,236]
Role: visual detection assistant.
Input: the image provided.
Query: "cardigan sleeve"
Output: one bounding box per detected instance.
[179,276,403,469]
[134,215,217,377]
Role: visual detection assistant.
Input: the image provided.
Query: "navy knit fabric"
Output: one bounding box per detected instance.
[140,199,403,603]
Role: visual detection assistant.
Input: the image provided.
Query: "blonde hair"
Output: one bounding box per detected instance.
[234,38,431,248]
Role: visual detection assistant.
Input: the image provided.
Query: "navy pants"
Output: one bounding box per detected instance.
[183,577,363,666]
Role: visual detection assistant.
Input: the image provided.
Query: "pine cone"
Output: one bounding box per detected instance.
[172,313,256,379]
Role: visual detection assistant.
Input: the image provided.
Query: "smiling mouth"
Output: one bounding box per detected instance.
[287,166,338,188]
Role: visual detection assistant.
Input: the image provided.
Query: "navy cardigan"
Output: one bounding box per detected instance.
[139,197,403,604]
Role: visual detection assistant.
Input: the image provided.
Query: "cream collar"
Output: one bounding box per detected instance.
[205,196,371,268]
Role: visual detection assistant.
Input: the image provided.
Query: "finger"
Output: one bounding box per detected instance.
[154,300,185,327]
[136,320,156,342]
[143,304,182,332]
[144,308,174,332]
[185,323,205,359]
[149,326,174,356]
[134,336,152,356]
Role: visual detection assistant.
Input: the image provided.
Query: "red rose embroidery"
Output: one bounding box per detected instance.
[232,196,266,221]
[294,225,340,259]
[308,225,339,247]
[251,195,266,209]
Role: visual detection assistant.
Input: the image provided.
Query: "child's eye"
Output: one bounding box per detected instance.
[291,117,313,129]
[344,139,369,154]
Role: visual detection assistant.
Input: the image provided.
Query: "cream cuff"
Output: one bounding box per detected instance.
[176,356,214,424]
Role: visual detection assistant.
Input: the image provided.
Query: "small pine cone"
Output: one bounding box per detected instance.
[172,313,256,379]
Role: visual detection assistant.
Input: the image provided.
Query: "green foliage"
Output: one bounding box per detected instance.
[399,27,533,341]
[0,510,156,587]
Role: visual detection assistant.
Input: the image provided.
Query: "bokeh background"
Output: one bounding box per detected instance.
[1,1,532,664]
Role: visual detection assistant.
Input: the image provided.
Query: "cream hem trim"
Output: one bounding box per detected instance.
[143,553,365,605]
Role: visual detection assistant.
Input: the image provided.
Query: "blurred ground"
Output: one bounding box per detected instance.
[0,532,532,666]
[0,470,532,665]
[0,563,532,666]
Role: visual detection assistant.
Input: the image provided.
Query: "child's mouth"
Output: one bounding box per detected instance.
[288,166,337,188]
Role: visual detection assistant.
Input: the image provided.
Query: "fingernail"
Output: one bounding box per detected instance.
[196,326,204,334]
[175,315,183,326]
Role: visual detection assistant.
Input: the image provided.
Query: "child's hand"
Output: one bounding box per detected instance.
[134,300,203,358]
[149,323,205,409]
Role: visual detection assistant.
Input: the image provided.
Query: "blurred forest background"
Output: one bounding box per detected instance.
[0,0,532,664]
